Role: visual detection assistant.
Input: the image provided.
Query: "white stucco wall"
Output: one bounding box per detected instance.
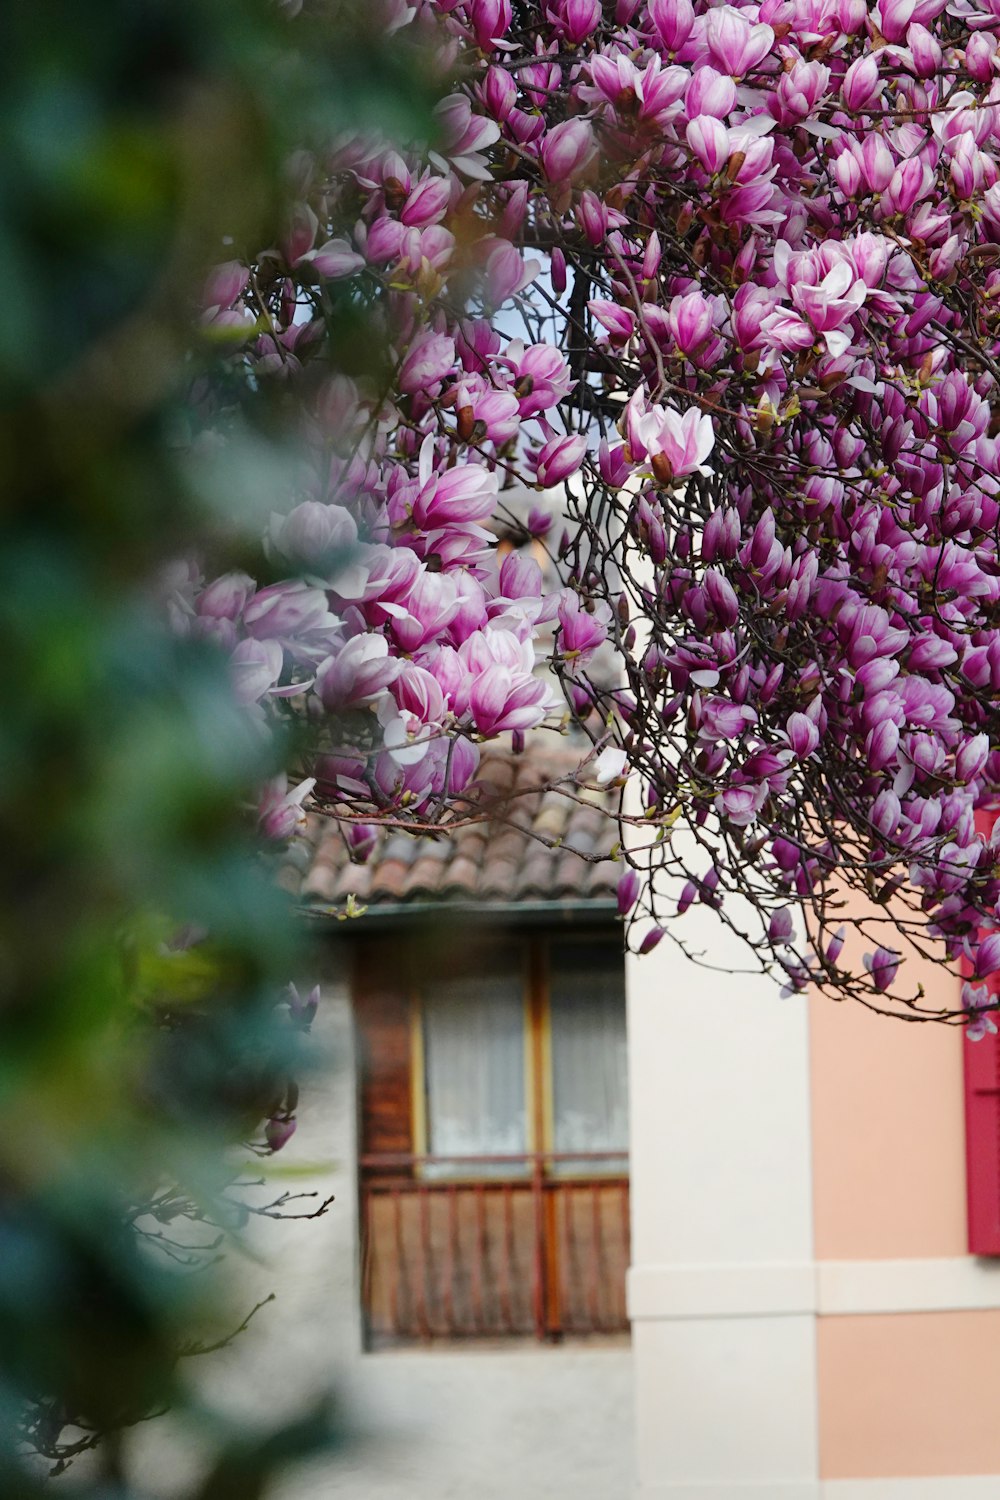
[627,877,819,1500]
[141,950,633,1500]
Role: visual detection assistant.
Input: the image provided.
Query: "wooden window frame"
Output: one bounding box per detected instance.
[412,929,626,1181]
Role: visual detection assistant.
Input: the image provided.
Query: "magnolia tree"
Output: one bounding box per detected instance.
[187,0,1000,1034]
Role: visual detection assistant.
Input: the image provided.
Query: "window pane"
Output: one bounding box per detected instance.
[549,944,628,1169]
[423,968,526,1171]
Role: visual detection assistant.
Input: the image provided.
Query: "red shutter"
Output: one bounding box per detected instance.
[964,809,1000,1255]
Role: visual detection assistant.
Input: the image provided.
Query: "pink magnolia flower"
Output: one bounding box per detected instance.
[685,65,736,117]
[258,775,316,841]
[198,572,255,622]
[458,626,556,734]
[230,638,284,706]
[552,0,601,43]
[703,6,775,78]
[453,378,521,446]
[400,174,452,228]
[466,0,513,48]
[480,238,541,305]
[269,502,358,570]
[556,592,608,661]
[625,388,716,481]
[963,981,999,1042]
[201,261,249,314]
[540,119,596,182]
[244,580,339,644]
[411,461,498,530]
[648,0,695,52]
[502,339,574,416]
[433,93,502,179]
[390,571,461,653]
[686,115,729,175]
[588,299,636,345]
[399,331,456,394]
[265,1117,297,1153]
[315,635,401,710]
[535,432,587,486]
[298,237,365,279]
[841,54,882,112]
[667,290,715,355]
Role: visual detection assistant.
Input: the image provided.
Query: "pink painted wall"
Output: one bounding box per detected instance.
[818,1310,1000,1478]
[809,962,967,1260]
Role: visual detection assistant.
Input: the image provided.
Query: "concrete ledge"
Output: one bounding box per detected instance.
[634,1484,820,1499]
[629,1257,1000,1321]
[823,1481,1000,1498]
[817,1257,1000,1315]
[628,1263,817,1321]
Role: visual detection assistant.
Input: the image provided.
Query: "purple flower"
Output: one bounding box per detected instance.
[467,0,513,49]
[826,927,847,965]
[617,868,640,916]
[864,946,901,993]
[265,1117,297,1152]
[638,925,665,955]
[556,593,608,660]
[975,933,1000,979]
[300,238,365,280]
[269,502,357,571]
[625,388,715,482]
[871,790,902,838]
[555,0,601,43]
[343,824,378,865]
[400,175,451,228]
[866,720,900,772]
[287,982,320,1026]
[685,66,736,118]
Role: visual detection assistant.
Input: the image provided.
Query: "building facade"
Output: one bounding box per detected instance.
[180,755,1000,1500]
[629,873,1000,1498]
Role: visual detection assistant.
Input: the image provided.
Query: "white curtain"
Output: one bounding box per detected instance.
[549,944,628,1170]
[423,969,527,1172]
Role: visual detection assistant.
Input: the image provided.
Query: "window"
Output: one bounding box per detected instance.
[422,962,527,1172]
[355,929,630,1345]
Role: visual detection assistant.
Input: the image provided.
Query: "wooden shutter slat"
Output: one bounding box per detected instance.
[353,944,413,1161]
[964,810,1000,1256]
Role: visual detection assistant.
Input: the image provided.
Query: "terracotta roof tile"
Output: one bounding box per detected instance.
[291,742,620,915]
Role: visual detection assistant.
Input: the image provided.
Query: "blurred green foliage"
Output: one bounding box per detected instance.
[0,1,437,1493]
